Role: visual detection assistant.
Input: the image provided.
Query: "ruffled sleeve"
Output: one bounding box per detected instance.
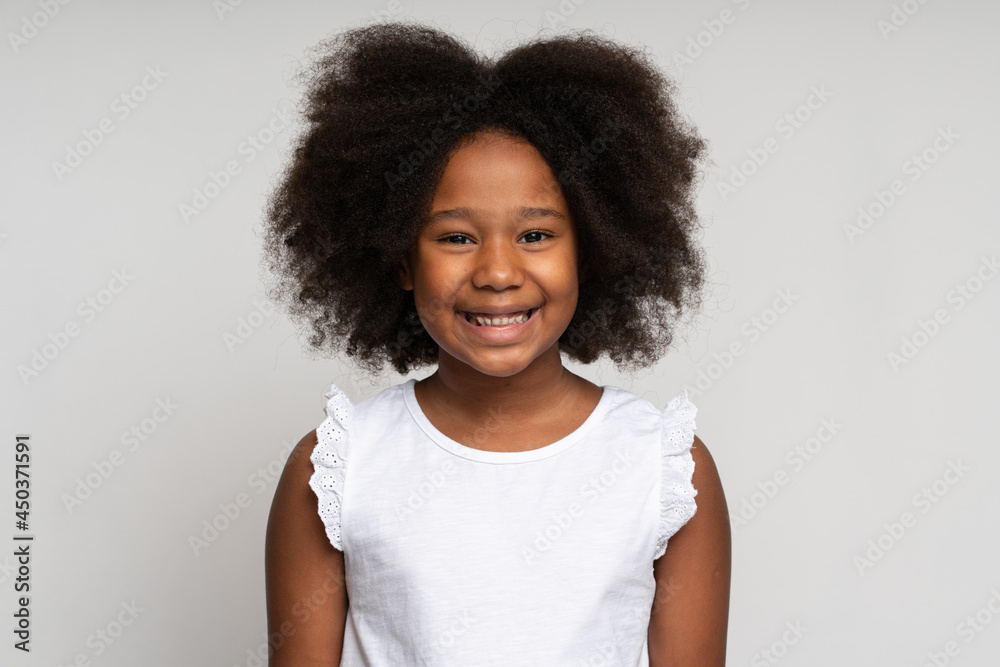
[653,389,698,560]
[308,382,354,552]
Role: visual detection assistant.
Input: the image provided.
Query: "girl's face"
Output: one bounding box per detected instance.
[398,130,581,379]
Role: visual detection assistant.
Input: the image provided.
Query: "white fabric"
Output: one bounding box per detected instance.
[308,377,698,666]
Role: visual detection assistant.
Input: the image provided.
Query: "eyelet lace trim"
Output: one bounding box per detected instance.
[308,383,354,552]
[654,389,698,560]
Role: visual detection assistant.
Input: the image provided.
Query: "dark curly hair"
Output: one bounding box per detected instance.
[260,19,709,376]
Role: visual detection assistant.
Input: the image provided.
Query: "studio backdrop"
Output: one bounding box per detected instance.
[2,0,998,664]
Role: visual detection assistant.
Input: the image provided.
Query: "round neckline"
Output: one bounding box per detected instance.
[402,377,614,464]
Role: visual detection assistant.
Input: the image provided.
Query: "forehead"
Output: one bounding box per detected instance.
[428,131,566,212]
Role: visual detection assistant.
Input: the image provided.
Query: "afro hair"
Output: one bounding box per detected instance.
[261,20,709,375]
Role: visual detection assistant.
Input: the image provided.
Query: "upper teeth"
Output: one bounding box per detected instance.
[468,310,530,326]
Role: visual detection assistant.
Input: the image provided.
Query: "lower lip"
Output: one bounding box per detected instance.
[459,308,536,341]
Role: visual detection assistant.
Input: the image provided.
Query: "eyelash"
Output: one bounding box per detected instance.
[441,231,552,244]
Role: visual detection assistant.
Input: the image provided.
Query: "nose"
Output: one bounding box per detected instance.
[471,237,525,291]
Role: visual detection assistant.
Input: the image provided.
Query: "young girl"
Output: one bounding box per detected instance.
[263,20,730,666]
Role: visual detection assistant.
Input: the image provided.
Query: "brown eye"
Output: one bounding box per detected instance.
[521,231,551,243]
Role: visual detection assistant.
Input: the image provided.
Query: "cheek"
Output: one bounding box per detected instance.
[548,256,580,303]
[413,269,461,321]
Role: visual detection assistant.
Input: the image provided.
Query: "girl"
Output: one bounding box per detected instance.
[263,20,730,666]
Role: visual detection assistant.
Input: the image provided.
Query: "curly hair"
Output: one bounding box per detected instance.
[260,19,709,376]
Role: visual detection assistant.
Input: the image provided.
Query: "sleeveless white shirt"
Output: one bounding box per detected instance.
[309,378,698,666]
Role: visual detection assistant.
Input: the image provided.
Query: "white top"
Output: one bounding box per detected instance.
[309,378,698,666]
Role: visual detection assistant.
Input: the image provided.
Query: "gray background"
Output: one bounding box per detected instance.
[3,0,999,664]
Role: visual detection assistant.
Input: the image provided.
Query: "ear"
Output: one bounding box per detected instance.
[397,256,414,291]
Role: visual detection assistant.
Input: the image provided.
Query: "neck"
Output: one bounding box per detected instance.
[419,344,579,420]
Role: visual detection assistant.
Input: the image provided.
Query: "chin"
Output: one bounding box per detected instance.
[450,352,535,378]
[467,362,531,379]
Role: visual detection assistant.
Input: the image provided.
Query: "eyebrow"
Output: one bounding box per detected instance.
[422,206,567,225]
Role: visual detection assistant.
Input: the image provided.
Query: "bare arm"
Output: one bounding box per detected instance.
[648,435,731,666]
[265,430,349,666]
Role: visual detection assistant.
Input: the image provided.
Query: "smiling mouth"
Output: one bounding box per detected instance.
[464,308,534,326]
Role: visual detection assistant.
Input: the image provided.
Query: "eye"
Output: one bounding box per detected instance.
[438,231,552,245]
[520,230,552,244]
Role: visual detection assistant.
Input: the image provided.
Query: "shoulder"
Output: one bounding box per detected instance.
[265,427,349,662]
[656,426,728,559]
[318,381,356,437]
[306,377,407,459]
[267,430,322,550]
[591,382,663,423]
[688,435,724,507]
[649,431,731,663]
[596,382,693,415]
[649,387,704,554]
[270,429,323,524]
[660,388,697,433]
[283,428,319,482]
